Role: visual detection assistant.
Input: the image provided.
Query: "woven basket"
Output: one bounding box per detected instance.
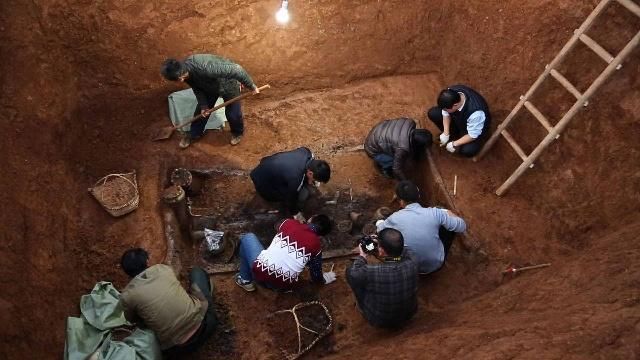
[89,171,140,217]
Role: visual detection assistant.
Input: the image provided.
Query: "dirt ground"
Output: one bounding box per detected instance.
[1,0,639,359]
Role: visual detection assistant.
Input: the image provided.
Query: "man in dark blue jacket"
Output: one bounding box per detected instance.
[250,147,331,217]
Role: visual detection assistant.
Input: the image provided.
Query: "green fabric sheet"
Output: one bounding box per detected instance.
[64,282,161,360]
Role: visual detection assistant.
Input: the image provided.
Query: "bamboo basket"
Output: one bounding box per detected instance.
[88,171,140,217]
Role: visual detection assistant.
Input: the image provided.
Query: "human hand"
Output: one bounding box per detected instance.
[446,141,456,153]
[357,244,368,258]
[293,212,306,223]
[323,271,337,284]
[200,109,210,118]
[439,132,450,146]
[253,86,260,94]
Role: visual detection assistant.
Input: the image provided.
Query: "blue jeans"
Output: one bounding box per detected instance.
[373,153,394,173]
[238,233,265,281]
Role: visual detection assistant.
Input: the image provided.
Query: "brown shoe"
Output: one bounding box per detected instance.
[230,134,243,146]
[179,136,192,149]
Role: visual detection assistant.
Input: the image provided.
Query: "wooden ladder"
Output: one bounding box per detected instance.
[475,0,640,196]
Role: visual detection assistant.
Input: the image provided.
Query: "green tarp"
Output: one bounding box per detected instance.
[168,89,226,132]
[64,282,161,360]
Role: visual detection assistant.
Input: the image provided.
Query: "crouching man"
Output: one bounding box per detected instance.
[364,118,432,180]
[427,85,491,157]
[235,215,336,292]
[346,228,419,328]
[119,248,216,354]
[378,181,466,274]
[250,147,331,218]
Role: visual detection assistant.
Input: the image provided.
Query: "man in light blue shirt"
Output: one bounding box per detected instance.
[377,181,467,274]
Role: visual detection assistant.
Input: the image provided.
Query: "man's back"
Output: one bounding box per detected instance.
[250,147,312,202]
[378,204,466,274]
[253,219,323,289]
[346,250,418,328]
[364,118,416,157]
[120,264,206,349]
[184,54,255,98]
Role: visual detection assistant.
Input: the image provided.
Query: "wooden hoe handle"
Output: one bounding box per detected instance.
[174,84,271,130]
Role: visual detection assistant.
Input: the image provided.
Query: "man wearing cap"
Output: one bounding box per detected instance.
[426,85,491,157]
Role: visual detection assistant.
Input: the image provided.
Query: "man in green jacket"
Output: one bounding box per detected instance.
[161,54,259,148]
[119,248,217,354]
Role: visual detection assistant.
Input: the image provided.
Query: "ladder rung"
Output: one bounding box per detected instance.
[617,0,640,17]
[550,69,583,100]
[501,129,529,163]
[523,101,554,133]
[579,34,614,63]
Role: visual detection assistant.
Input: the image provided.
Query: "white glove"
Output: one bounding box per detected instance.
[293,212,306,223]
[446,141,456,153]
[439,132,450,146]
[323,271,337,284]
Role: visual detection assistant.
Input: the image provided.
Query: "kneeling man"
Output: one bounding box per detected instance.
[235,214,336,292]
[364,117,432,180]
[377,181,466,274]
[119,248,216,353]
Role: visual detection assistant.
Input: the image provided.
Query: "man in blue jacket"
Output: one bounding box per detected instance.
[161,54,259,148]
[250,147,331,217]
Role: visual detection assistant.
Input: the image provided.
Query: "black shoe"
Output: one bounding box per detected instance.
[382,169,394,179]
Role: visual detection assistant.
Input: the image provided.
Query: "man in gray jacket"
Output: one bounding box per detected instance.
[377,181,466,274]
[161,54,259,148]
[364,118,432,180]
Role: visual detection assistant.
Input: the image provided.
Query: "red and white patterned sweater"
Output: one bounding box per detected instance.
[252,219,323,289]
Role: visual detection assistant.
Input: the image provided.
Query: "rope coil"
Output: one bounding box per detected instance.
[269,301,333,360]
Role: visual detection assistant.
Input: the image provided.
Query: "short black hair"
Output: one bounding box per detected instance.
[437,89,461,109]
[411,129,432,159]
[378,228,404,257]
[161,58,187,81]
[396,180,420,203]
[120,248,149,278]
[426,106,443,122]
[308,160,331,183]
[309,214,332,236]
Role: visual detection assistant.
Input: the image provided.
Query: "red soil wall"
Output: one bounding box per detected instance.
[0,0,638,358]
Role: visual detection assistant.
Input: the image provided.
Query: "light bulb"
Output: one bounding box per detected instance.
[275,0,290,24]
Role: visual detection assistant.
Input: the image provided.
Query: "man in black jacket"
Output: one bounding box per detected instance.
[427,85,491,157]
[364,118,432,180]
[250,147,331,217]
[161,54,259,148]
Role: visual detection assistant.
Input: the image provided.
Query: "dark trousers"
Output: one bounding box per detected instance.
[190,96,244,139]
[438,226,455,258]
[165,267,217,355]
[426,106,487,158]
[372,153,394,177]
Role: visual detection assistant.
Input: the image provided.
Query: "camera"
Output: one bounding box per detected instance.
[358,235,378,254]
